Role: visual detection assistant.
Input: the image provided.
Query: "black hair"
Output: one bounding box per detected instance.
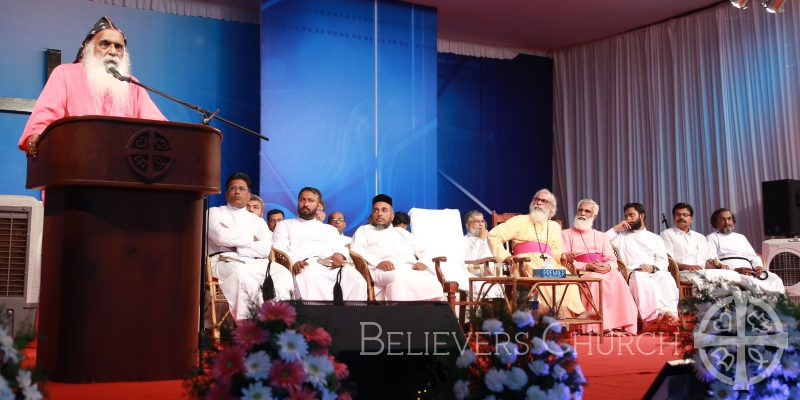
[672,202,694,217]
[298,187,322,201]
[710,208,736,229]
[392,211,410,227]
[225,172,251,191]
[267,209,284,218]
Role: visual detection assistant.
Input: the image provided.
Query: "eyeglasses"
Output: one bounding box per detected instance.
[674,213,692,218]
[330,218,345,222]
[533,197,550,205]
[227,186,249,192]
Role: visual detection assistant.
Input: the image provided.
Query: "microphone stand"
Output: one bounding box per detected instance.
[661,213,670,230]
[110,69,269,368]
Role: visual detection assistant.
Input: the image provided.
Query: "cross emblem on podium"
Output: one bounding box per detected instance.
[124,128,174,180]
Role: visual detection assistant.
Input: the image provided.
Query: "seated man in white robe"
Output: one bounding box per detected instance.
[272,187,367,301]
[247,194,272,243]
[328,211,351,247]
[351,194,443,301]
[463,210,504,299]
[207,172,294,322]
[661,203,743,289]
[706,208,785,294]
[606,202,679,327]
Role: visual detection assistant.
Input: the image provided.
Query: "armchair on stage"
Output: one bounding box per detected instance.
[28,116,222,383]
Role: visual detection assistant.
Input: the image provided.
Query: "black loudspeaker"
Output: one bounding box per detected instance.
[762,179,800,236]
[642,359,706,400]
[293,301,465,399]
[45,49,61,82]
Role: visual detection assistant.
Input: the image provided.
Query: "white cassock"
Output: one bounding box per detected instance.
[707,231,785,294]
[262,229,273,245]
[208,205,295,320]
[660,227,745,288]
[463,235,504,299]
[340,234,352,247]
[272,218,367,301]
[606,228,678,321]
[351,225,443,301]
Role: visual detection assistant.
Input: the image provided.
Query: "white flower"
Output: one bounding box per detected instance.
[484,368,506,392]
[573,365,586,383]
[240,381,272,400]
[17,370,41,400]
[530,337,547,355]
[482,319,504,334]
[528,359,549,376]
[708,380,737,400]
[789,383,800,400]
[525,385,548,400]
[319,388,338,400]
[497,341,519,364]
[243,351,272,380]
[456,349,476,368]
[765,378,789,398]
[303,354,335,389]
[547,382,571,400]
[551,364,567,381]
[484,396,497,400]
[276,330,309,362]
[0,327,18,363]
[0,375,11,400]
[505,367,528,390]
[512,310,535,328]
[780,352,800,380]
[542,316,562,333]
[453,379,469,400]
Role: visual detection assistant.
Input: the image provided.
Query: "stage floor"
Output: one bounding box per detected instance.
[37,333,682,399]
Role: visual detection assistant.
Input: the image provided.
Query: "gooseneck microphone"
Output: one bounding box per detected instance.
[105,66,130,82]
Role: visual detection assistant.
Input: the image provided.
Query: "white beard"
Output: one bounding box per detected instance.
[468,228,480,237]
[529,209,547,225]
[372,222,392,231]
[82,45,132,110]
[573,216,593,231]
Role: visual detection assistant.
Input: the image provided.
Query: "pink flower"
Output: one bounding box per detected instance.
[329,355,349,381]
[337,392,353,400]
[211,346,246,384]
[287,386,317,400]
[269,359,306,388]
[310,347,329,356]
[232,321,269,350]
[258,301,297,326]
[300,325,333,347]
[205,380,233,400]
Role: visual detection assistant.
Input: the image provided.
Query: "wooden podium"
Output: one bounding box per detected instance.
[27,116,222,383]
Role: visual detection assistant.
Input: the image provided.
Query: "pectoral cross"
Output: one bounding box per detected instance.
[540,253,547,261]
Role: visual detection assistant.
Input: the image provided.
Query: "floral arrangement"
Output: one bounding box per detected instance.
[678,278,800,400]
[186,301,352,400]
[437,301,586,400]
[0,313,45,400]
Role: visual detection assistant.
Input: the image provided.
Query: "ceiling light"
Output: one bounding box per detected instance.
[731,0,749,8]
[762,0,787,13]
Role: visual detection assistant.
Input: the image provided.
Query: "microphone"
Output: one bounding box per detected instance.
[661,213,669,229]
[106,66,129,82]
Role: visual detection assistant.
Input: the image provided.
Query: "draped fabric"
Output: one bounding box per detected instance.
[437,38,549,59]
[553,3,800,247]
[89,0,259,24]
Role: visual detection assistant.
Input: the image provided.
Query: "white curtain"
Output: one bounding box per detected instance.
[89,0,259,24]
[437,38,549,59]
[553,3,800,248]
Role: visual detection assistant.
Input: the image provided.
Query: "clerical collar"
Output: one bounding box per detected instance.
[225,204,247,212]
[672,226,691,235]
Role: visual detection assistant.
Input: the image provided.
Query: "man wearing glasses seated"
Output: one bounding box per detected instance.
[328,211,351,246]
[206,172,295,323]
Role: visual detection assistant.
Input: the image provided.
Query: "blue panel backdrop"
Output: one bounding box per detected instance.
[0,0,261,203]
[260,0,437,235]
[437,54,554,229]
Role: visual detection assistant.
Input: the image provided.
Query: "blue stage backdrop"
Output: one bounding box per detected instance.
[437,54,554,227]
[259,0,437,235]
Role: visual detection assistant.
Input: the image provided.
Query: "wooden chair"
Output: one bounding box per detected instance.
[492,211,521,227]
[270,247,294,273]
[205,257,233,343]
[667,255,693,301]
[563,258,629,281]
[349,251,376,301]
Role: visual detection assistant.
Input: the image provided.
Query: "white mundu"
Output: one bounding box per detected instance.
[707,231,785,293]
[272,218,367,301]
[207,205,294,320]
[660,227,744,286]
[340,234,352,247]
[351,225,443,301]
[606,228,678,322]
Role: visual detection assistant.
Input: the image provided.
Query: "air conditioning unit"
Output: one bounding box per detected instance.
[0,196,43,336]
[762,238,800,299]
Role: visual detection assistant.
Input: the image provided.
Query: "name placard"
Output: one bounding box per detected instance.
[531,269,567,278]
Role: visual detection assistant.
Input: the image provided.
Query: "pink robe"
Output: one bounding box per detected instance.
[562,227,638,334]
[19,63,166,152]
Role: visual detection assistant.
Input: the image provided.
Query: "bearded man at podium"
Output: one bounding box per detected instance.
[19,16,165,158]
